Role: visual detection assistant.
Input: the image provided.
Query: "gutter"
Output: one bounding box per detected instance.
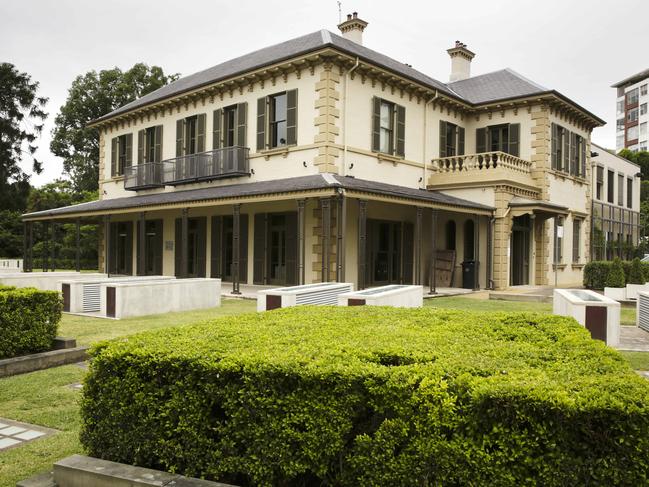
[342,57,360,176]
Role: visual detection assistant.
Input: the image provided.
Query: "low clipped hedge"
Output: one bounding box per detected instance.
[81,307,649,486]
[584,260,649,289]
[0,287,62,359]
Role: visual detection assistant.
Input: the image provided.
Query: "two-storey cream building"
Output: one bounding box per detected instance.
[23,14,604,291]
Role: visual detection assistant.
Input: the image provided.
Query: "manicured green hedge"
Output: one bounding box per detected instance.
[584,260,649,289]
[81,307,649,486]
[0,287,62,359]
[0,285,16,293]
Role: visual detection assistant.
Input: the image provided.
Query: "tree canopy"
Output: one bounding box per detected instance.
[51,63,179,192]
[0,62,48,211]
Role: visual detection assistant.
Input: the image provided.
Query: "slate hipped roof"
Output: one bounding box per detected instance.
[22,175,493,220]
[92,29,604,125]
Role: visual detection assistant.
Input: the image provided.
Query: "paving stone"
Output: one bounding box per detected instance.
[0,425,27,435]
[0,422,7,428]
[14,430,46,441]
[0,437,21,449]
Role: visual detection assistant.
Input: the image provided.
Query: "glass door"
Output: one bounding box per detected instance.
[269,214,287,284]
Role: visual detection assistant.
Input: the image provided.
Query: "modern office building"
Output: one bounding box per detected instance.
[613,69,649,152]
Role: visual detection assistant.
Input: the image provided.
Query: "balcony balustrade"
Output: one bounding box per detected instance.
[124,146,250,191]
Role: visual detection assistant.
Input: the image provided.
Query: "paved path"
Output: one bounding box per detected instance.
[0,418,54,451]
[618,326,649,352]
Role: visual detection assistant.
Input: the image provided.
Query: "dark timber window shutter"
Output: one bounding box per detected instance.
[137,129,145,164]
[476,127,486,154]
[253,213,266,284]
[457,126,465,156]
[439,121,448,158]
[508,123,520,157]
[111,137,118,177]
[570,132,577,175]
[154,125,163,162]
[197,114,206,152]
[176,119,185,157]
[371,97,381,152]
[562,127,569,172]
[256,97,267,151]
[124,134,133,171]
[551,123,557,169]
[286,89,298,146]
[236,102,247,147]
[396,104,406,157]
[212,109,222,150]
[580,137,586,177]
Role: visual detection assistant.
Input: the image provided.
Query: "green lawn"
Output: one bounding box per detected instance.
[0,295,646,486]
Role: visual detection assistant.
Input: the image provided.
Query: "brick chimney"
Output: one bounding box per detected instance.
[447,41,475,82]
[337,12,368,45]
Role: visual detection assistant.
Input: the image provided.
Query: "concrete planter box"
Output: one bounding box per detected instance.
[337,285,423,308]
[553,289,620,347]
[626,283,649,301]
[0,259,22,272]
[604,287,626,301]
[61,276,175,313]
[257,282,354,311]
[100,278,221,319]
[0,272,106,291]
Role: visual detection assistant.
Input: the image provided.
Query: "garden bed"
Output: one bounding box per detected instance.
[81,306,649,486]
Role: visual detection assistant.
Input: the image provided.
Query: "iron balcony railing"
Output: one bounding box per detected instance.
[124,162,164,190]
[164,146,250,186]
[124,146,250,191]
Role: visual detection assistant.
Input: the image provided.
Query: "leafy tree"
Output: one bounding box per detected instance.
[0,210,23,258]
[51,63,179,192]
[605,257,626,288]
[618,148,649,181]
[0,63,47,211]
[628,257,645,284]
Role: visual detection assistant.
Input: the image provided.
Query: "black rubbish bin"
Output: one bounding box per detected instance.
[462,260,476,289]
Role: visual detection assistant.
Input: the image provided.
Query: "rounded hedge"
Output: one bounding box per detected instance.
[0,287,62,359]
[81,307,649,486]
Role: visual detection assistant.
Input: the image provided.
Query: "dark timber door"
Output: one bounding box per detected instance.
[175,217,207,278]
[252,212,297,286]
[109,221,133,275]
[367,219,412,286]
[510,215,530,286]
[137,219,163,275]
[211,215,248,282]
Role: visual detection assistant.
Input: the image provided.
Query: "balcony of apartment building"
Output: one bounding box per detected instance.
[427,151,533,190]
[124,146,250,191]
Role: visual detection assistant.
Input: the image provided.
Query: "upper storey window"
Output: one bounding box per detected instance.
[439,121,465,157]
[596,166,604,200]
[475,123,519,157]
[551,123,585,177]
[137,125,163,164]
[110,133,133,177]
[371,97,405,157]
[213,103,247,149]
[256,90,297,151]
[642,84,648,96]
[176,114,206,157]
[626,88,639,106]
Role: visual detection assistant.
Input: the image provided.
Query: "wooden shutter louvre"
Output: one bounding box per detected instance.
[562,127,569,172]
[371,97,381,152]
[137,130,145,164]
[395,104,406,157]
[236,102,247,148]
[551,123,557,169]
[457,126,465,156]
[285,212,298,285]
[210,216,222,278]
[154,125,163,162]
[253,213,266,284]
[508,123,520,157]
[476,127,486,154]
[196,114,206,153]
[580,137,586,177]
[403,222,414,284]
[570,132,577,176]
[174,219,182,277]
[111,137,118,177]
[124,134,133,173]
[439,121,448,158]
[286,90,298,146]
[212,109,222,150]
[256,97,267,151]
[176,119,185,157]
[196,217,207,278]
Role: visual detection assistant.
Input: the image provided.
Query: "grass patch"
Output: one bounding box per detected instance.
[620,351,649,370]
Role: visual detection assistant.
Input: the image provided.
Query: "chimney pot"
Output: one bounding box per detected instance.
[353,12,357,18]
[347,13,352,20]
[338,12,368,45]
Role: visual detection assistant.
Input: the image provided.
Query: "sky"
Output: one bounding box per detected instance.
[1,0,648,187]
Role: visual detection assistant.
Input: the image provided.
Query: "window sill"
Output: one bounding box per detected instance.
[375,152,404,165]
[572,263,585,269]
[260,145,293,160]
[553,263,567,270]
[550,170,587,185]
[105,176,125,182]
